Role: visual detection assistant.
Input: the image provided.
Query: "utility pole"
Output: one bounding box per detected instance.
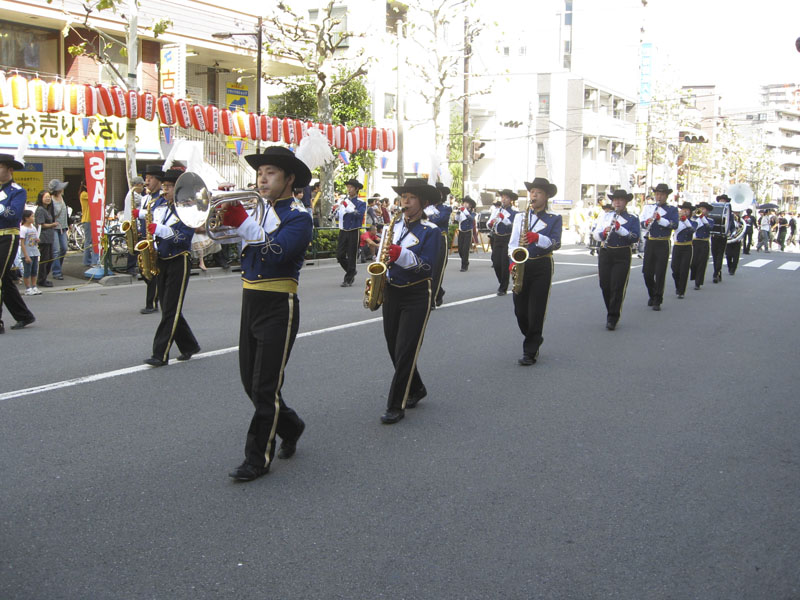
[255,16,262,153]
[125,0,139,186]
[396,20,405,186]
[462,16,470,195]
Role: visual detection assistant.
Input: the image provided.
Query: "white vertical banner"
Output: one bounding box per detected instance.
[159,43,186,97]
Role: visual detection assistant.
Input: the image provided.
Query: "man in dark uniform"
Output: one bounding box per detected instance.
[592,189,640,330]
[0,152,36,333]
[640,183,678,310]
[424,182,452,308]
[488,189,518,296]
[671,201,696,298]
[690,201,713,290]
[710,194,732,283]
[379,178,441,424]
[333,178,366,287]
[509,178,562,365]
[455,196,476,271]
[742,208,755,254]
[726,213,743,275]
[133,165,165,314]
[220,147,313,481]
[143,168,201,367]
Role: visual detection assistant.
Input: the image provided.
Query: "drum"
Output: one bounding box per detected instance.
[709,202,731,236]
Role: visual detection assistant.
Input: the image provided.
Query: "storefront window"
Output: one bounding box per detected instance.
[0,21,59,75]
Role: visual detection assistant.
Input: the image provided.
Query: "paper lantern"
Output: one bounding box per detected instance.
[219,109,236,136]
[46,80,64,113]
[109,86,127,118]
[282,118,302,145]
[157,94,176,125]
[385,129,396,152]
[333,125,345,148]
[204,105,219,134]
[175,98,191,128]
[318,123,334,145]
[0,71,8,108]
[261,116,281,142]
[377,128,387,152]
[190,104,206,132]
[248,113,261,141]
[9,73,28,110]
[234,111,250,139]
[27,77,46,112]
[344,131,356,154]
[95,85,113,117]
[140,92,156,121]
[125,90,140,119]
[367,127,379,151]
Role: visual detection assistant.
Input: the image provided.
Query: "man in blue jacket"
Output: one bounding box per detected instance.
[640,183,679,311]
[333,178,366,287]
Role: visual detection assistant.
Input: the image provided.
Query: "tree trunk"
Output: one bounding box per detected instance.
[125,0,139,191]
[317,87,336,221]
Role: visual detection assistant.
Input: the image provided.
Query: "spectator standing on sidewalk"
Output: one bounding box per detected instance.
[48,179,69,280]
[79,183,100,267]
[19,210,41,295]
[35,190,58,288]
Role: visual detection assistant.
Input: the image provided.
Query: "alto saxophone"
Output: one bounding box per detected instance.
[510,200,531,295]
[120,214,139,254]
[364,208,404,311]
[134,198,159,281]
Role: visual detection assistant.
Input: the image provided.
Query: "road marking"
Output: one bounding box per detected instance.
[0,270,610,402]
[777,261,800,271]
[743,259,772,268]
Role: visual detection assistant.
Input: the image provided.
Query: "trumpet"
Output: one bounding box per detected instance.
[173,172,264,241]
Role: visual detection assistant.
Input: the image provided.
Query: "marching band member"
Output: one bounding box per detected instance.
[640,183,678,311]
[333,178,366,287]
[0,151,36,333]
[143,168,200,367]
[742,208,756,254]
[710,194,733,283]
[456,196,476,272]
[379,178,441,424]
[726,212,743,275]
[690,201,713,290]
[488,189,518,296]
[424,182,452,309]
[134,165,165,314]
[671,201,696,298]
[509,178,562,365]
[592,189,639,331]
[221,148,313,481]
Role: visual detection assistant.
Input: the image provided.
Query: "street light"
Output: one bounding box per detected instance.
[213,16,263,152]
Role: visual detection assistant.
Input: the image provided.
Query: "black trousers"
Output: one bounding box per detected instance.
[743,228,753,253]
[457,230,471,269]
[491,234,511,292]
[726,241,741,274]
[0,233,34,326]
[336,229,359,282]
[711,235,727,279]
[151,254,198,362]
[598,246,632,322]
[431,231,448,306]
[36,242,53,285]
[145,273,159,309]
[642,238,670,305]
[671,244,693,295]
[239,289,304,468]
[382,281,431,411]
[513,256,553,359]
[690,240,710,286]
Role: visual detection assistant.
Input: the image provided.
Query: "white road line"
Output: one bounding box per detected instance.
[777,261,800,271]
[0,271,606,402]
[743,259,772,268]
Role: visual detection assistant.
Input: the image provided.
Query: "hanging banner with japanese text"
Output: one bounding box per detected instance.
[84,151,106,255]
[159,43,186,98]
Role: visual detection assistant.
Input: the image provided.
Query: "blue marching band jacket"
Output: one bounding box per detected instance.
[509,209,562,258]
[424,202,452,232]
[490,206,517,237]
[333,196,366,231]
[0,180,26,231]
[673,217,697,244]
[235,196,313,294]
[455,207,475,232]
[591,211,641,248]
[640,203,679,240]
[150,201,195,260]
[691,214,712,240]
[386,215,442,287]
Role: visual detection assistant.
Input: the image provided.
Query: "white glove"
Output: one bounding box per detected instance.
[617,225,629,236]
[0,205,5,216]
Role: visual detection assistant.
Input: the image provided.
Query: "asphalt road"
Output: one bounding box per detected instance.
[2,245,799,599]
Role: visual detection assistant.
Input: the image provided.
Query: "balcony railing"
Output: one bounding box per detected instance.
[173,128,254,189]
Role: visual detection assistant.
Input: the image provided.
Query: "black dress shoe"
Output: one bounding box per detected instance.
[606,319,616,331]
[435,291,444,307]
[144,357,167,367]
[277,419,305,459]
[228,461,269,481]
[0,321,4,334]
[140,307,157,314]
[712,275,719,283]
[177,347,200,361]
[518,354,536,366]
[380,409,405,424]
[652,304,661,311]
[340,281,350,287]
[40,281,53,287]
[406,386,427,409]
[694,284,701,290]
[677,294,684,299]
[647,298,654,306]
[497,290,507,296]
[11,317,35,330]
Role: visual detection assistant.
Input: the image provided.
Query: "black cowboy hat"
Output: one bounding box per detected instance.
[0,153,24,170]
[499,188,519,201]
[144,165,165,179]
[343,178,364,190]
[435,181,451,198]
[696,201,713,212]
[715,194,731,202]
[391,178,440,207]
[678,201,694,211]
[652,183,673,195]
[161,168,186,183]
[461,195,477,209]
[607,189,633,202]
[245,147,312,188]
[524,177,557,198]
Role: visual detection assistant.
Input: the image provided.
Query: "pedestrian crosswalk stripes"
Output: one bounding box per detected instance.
[743,259,772,268]
[777,261,800,271]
